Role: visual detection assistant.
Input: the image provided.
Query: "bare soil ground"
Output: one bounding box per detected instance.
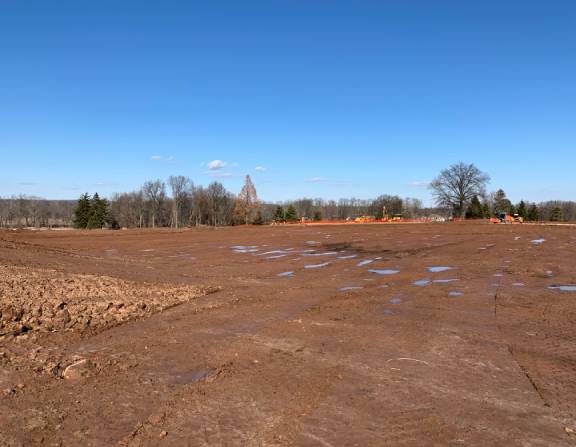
[1,223,575,446]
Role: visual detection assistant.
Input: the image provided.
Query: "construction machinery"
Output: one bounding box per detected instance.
[490,213,523,224]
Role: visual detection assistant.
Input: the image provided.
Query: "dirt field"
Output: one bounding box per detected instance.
[1,223,576,446]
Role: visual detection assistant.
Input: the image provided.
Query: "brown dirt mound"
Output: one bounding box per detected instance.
[0,264,217,338]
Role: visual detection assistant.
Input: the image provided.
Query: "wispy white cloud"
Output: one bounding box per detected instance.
[305,177,326,183]
[255,166,266,172]
[409,181,430,188]
[151,155,176,163]
[207,159,227,170]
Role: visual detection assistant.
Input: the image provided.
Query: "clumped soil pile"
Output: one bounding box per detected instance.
[0,264,216,337]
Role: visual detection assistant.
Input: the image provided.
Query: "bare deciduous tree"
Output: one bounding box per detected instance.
[168,175,191,228]
[207,182,234,226]
[429,163,490,217]
[233,175,260,224]
[142,180,166,228]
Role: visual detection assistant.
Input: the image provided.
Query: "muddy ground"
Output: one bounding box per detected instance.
[1,223,575,446]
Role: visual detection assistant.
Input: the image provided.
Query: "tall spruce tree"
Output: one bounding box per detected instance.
[87,193,109,229]
[465,195,483,219]
[527,203,539,221]
[550,207,563,222]
[285,205,298,222]
[517,201,527,220]
[73,193,91,229]
[273,206,285,222]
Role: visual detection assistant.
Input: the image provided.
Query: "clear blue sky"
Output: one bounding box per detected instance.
[1,1,575,205]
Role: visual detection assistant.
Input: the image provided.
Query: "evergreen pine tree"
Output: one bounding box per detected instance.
[313,210,322,221]
[550,207,563,222]
[527,204,539,221]
[517,201,527,220]
[285,205,298,222]
[87,193,109,229]
[465,195,483,219]
[273,206,285,222]
[73,193,91,229]
[481,202,490,219]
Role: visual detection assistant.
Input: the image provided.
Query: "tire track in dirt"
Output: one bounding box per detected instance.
[2,225,575,445]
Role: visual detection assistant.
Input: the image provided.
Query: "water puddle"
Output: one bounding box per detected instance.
[479,244,496,251]
[258,250,290,256]
[168,368,214,385]
[303,252,338,257]
[357,259,374,267]
[512,282,525,287]
[278,271,294,277]
[389,297,402,304]
[267,254,287,259]
[339,286,364,292]
[306,241,320,246]
[531,239,546,245]
[232,245,259,253]
[304,262,331,269]
[337,254,358,259]
[547,285,576,292]
[428,266,454,273]
[494,273,503,277]
[413,279,431,287]
[369,269,400,276]
[448,291,464,297]
[433,279,459,283]
[383,309,395,315]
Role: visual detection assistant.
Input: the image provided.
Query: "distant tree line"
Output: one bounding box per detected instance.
[0,195,75,227]
[2,166,576,228]
[464,190,573,222]
[428,162,573,222]
[108,177,238,228]
[266,195,424,223]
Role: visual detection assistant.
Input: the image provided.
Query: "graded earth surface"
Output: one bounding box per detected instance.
[1,223,575,446]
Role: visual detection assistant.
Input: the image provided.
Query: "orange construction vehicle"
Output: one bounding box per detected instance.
[490,213,523,224]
